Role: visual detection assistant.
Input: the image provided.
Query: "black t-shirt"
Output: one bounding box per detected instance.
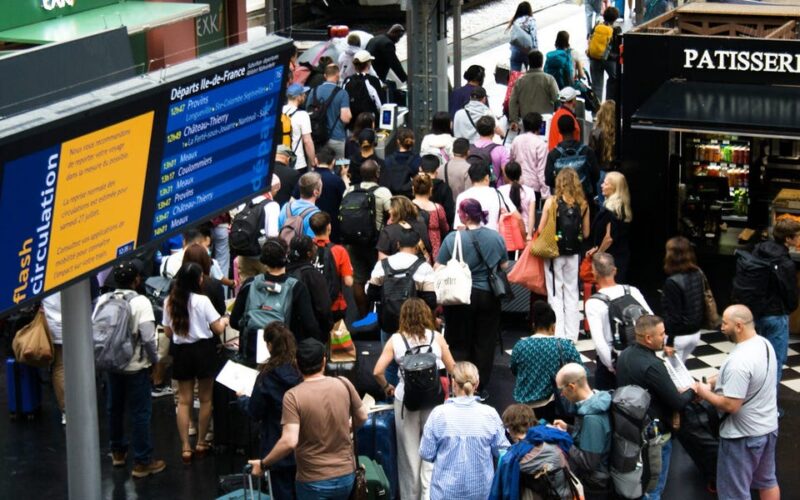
[376,219,432,257]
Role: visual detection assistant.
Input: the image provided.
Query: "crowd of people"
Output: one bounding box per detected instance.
[28,5,800,500]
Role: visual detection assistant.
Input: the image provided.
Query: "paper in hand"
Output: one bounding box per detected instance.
[256,328,271,364]
[215,360,259,397]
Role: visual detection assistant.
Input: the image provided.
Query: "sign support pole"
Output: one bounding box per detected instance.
[61,279,102,500]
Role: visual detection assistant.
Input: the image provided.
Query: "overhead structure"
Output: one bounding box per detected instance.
[406,0,448,136]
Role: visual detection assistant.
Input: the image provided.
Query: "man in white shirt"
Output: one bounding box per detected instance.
[585,251,652,390]
[283,83,316,173]
[452,162,516,232]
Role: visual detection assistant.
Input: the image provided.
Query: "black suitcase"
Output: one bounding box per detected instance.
[677,401,719,484]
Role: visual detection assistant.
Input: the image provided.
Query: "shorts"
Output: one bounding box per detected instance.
[717,430,778,499]
[171,338,217,381]
[347,244,377,283]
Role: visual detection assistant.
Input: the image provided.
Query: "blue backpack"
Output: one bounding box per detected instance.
[544,49,573,89]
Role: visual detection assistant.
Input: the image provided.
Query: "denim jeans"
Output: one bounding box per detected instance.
[296,472,355,500]
[107,369,153,464]
[585,2,599,34]
[646,437,672,500]
[380,329,400,387]
[509,45,529,72]
[756,315,789,384]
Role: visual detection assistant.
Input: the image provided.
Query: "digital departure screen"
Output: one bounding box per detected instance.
[0,38,292,314]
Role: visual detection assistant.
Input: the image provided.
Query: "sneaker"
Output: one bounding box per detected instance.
[151,385,175,398]
[131,459,166,478]
[111,451,127,467]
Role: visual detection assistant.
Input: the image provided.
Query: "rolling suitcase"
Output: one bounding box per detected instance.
[217,464,272,499]
[6,357,41,420]
[359,455,391,499]
[357,408,398,499]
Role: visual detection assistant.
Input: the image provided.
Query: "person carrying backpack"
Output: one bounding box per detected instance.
[547,87,581,152]
[537,168,590,342]
[305,64,351,158]
[94,260,166,478]
[380,127,421,197]
[544,31,577,90]
[453,86,494,144]
[468,115,510,187]
[287,235,333,337]
[278,172,322,245]
[342,51,383,130]
[282,83,316,173]
[587,7,623,101]
[310,211,354,323]
[372,298,456,500]
[231,175,283,284]
[546,114,600,204]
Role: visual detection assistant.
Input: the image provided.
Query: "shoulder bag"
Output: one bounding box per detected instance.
[529,201,559,259]
[699,270,720,329]
[12,308,54,368]
[496,189,527,252]
[470,230,514,300]
[434,231,472,305]
[508,238,546,295]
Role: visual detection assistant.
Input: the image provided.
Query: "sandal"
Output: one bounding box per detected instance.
[195,441,212,458]
[181,449,193,464]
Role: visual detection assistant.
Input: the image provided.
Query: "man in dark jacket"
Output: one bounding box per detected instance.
[287,235,333,336]
[365,24,407,83]
[616,314,696,500]
[739,218,800,387]
[273,145,301,206]
[545,114,600,202]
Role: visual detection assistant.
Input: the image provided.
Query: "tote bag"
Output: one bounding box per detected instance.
[529,202,559,259]
[508,239,546,295]
[12,309,54,368]
[329,320,357,362]
[434,231,472,305]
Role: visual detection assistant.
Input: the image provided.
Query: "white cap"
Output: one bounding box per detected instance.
[353,50,375,63]
[558,86,579,102]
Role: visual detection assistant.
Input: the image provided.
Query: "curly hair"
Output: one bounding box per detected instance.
[398,298,434,340]
[554,168,587,209]
[594,100,616,166]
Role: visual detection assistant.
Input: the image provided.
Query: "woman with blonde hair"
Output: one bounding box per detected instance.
[377,195,433,260]
[589,171,632,281]
[373,298,456,500]
[589,100,617,204]
[537,168,590,341]
[420,361,509,500]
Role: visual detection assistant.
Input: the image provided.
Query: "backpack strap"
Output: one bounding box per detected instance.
[622,284,631,296]
[466,110,478,132]
[590,291,610,304]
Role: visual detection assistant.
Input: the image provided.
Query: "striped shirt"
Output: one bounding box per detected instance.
[420,396,510,500]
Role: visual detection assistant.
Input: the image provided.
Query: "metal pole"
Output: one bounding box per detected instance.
[61,279,101,500]
[453,0,462,90]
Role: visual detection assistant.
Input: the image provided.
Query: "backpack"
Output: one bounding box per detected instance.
[239,274,298,362]
[280,108,299,149]
[278,202,318,246]
[379,258,426,333]
[592,286,647,352]
[380,154,415,197]
[339,184,380,245]
[313,243,341,303]
[609,385,656,499]
[230,200,269,257]
[307,86,341,148]
[467,142,500,183]
[92,291,138,372]
[343,74,379,126]
[555,198,583,256]
[588,23,614,61]
[399,331,443,412]
[519,442,580,499]
[553,145,594,197]
[731,249,779,318]
[544,49,573,89]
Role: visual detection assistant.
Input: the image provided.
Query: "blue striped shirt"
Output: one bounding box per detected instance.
[420,396,510,500]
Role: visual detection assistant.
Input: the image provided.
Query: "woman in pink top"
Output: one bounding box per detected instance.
[510,112,550,199]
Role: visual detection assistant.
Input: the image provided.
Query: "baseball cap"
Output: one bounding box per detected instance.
[353,50,375,64]
[276,144,297,159]
[470,86,487,100]
[112,259,144,286]
[286,83,310,97]
[296,338,326,372]
[558,86,579,102]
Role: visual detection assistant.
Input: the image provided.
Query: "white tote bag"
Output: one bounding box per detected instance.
[434,231,472,305]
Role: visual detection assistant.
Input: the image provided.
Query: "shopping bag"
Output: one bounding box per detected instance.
[499,212,527,251]
[12,309,54,368]
[329,320,356,362]
[508,240,546,295]
[434,231,472,305]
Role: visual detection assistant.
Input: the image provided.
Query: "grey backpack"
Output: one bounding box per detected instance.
[92,291,138,372]
[609,385,660,499]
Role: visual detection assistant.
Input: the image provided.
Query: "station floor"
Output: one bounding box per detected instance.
[1,313,798,499]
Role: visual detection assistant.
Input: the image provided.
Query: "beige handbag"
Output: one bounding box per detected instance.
[12,309,54,368]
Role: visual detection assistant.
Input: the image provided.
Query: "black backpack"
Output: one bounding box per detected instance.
[339,184,380,245]
[553,145,594,197]
[592,286,647,352]
[230,200,269,257]
[379,258,425,333]
[313,243,341,303]
[399,330,443,412]
[343,74,379,126]
[555,198,583,256]
[732,249,779,318]
[307,86,341,148]
[379,154,414,197]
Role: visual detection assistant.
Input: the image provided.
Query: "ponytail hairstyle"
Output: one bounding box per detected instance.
[396,127,415,151]
[504,161,523,212]
[260,322,299,374]
[168,262,204,336]
[452,361,480,396]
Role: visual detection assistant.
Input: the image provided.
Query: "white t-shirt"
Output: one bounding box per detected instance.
[452,185,517,231]
[391,329,444,402]
[283,104,312,170]
[162,293,221,345]
[716,335,778,439]
[585,284,652,371]
[93,291,157,371]
[237,195,281,241]
[369,252,435,292]
[498,184,536,233]
[42,293,63,345]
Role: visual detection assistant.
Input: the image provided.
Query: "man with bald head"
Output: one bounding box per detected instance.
[553,363,612,497]
[695,305,779,500]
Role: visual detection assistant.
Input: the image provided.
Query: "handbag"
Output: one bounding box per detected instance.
[329,320,357,362]
[552,339,577,420]
[529,202,559,259]
[508,238,546,295]
[470,233,514,301]
[496,189,527,252]
[510,21,533,50]
[12,308,54,368]
[700,270,720,329]
[434,231,472,305]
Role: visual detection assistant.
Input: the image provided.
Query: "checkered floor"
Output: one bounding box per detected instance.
[507,331,800,393]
